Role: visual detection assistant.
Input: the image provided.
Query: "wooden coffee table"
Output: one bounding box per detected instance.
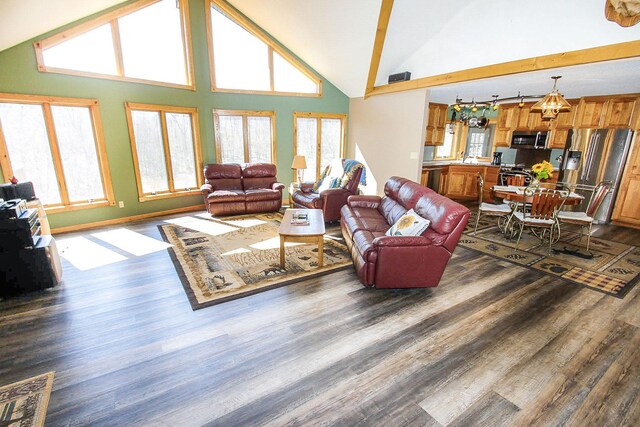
[279,209,325,269]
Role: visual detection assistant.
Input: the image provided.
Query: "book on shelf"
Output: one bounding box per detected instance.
[291,212,309,225]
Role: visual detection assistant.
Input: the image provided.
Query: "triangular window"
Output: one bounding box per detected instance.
[35,0,194,89]
[207,0,321,96]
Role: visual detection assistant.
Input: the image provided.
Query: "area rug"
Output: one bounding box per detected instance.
[158,212,353,309]
[459,213,640,298]
[0,372,54,427]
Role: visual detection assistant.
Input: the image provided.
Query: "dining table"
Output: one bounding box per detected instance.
[490,185,585,239]
[491,185,585,206]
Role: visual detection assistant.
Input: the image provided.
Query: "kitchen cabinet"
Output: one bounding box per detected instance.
[514,103,550,131]
[552,102,577,129]
[574,98,607,128]
[602,97,637,128]
[497,105,519,130]
[425,103,448,146]
[440,164,500,201]
[612,133,640,229]
[493,128,512,148]
[547,128,570,149]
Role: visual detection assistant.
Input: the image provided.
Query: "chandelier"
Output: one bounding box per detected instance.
[530,76,572,119]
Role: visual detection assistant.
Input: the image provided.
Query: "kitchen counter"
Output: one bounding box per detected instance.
[422,160,495,167]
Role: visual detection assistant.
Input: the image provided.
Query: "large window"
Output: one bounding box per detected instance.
[125,103,202,202]
[35,0,194,89]
[206,0,321,96]
[435,124,457,159]
[0,94,114,211]
[213,110,276,164]
[294,113,347,182]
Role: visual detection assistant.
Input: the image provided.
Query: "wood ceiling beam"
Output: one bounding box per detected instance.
[364,0,394,97]
[365,40,640,98]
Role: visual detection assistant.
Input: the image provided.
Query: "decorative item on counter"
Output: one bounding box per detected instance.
[531,160,554,187]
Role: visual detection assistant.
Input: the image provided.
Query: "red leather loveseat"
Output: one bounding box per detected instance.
[340,176,470,288]
[200,163,284,216]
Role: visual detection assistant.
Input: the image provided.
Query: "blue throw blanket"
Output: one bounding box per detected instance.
[342,159,366,186]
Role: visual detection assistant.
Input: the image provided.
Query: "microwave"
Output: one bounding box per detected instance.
[510,131,548,149]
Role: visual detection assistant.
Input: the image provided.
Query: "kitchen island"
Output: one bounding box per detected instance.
[422,162,500,202]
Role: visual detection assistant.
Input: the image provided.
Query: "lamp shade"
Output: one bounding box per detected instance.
[531,76,572,119]
[291,155,307,169]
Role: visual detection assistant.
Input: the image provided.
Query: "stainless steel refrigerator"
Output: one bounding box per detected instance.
[561,128,634,223]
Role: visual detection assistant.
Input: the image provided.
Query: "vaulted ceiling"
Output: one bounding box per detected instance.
[2,0,639,103]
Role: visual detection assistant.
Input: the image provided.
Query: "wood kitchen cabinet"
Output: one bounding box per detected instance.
[493,128,512,148]
[547,101,577,149]
[612,132,640,229]
[602,97,637,128]
[440,165,499,201]
[574,97,607,128]
[547,128,570,149]
[425,103,448,146]
[497,105,519,130]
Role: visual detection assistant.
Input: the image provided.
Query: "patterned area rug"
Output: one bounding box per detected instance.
[0,372,54,427]
[460,213,640,298]
[159,212,352,309]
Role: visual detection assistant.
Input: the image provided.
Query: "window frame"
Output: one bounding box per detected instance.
[293,112,347,181]
[0,93,115,212]
[125,102,203,202]
[205,0,322,97]
[34,0,196,91]
[213,109,277,164]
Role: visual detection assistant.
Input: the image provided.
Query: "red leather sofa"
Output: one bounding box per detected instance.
[200,163,284,216]
[340,176,470,288]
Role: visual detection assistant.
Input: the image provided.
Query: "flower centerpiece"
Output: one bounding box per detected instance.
[531,160,554,186]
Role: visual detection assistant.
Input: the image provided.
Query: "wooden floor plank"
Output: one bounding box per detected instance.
[0,211,639,426]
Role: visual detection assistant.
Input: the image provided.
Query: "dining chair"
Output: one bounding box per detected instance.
[556,181,611,252]
[513,187,569,254]
[474,173,512,235]
[498,171,533,187]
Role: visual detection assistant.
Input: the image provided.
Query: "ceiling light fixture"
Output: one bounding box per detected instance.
[531,76,572,119]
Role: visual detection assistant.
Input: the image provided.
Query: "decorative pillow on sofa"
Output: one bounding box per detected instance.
[317,176,342,192]
[385,209,431,236]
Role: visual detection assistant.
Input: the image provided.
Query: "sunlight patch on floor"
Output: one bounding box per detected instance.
[92,228,172,256]
[58,236,127,270]
[164,216,237,236]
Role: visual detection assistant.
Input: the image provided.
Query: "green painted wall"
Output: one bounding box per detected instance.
[0,0,349,230]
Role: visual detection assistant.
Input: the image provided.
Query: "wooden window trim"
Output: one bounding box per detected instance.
[0,93,115,212]
[125,102,203,203]
[205,0,322,97]
[213,109,277,164]
[34,0,196,91]
[293,112,348,180]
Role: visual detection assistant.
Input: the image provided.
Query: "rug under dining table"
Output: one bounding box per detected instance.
[459,212,640,298]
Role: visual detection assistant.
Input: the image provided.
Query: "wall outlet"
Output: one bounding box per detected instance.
[410,151,418,160]
[118,201,124,208]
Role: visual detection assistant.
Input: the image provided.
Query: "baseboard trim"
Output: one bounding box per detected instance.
[51,204,205,235]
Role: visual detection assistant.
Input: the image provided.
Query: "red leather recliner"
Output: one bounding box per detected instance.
[340,176,470,288]
[291,159,364,222]
[200,163,284,216]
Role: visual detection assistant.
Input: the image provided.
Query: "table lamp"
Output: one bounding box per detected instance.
[291,155,307,184]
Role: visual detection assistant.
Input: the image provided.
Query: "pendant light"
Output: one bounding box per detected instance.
[531,76,572,119]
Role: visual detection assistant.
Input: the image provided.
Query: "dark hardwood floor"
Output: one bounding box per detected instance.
[0,212,639,426]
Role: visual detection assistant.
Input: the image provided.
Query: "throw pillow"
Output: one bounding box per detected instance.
[317,177,342,192]
[385,209,431,236]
